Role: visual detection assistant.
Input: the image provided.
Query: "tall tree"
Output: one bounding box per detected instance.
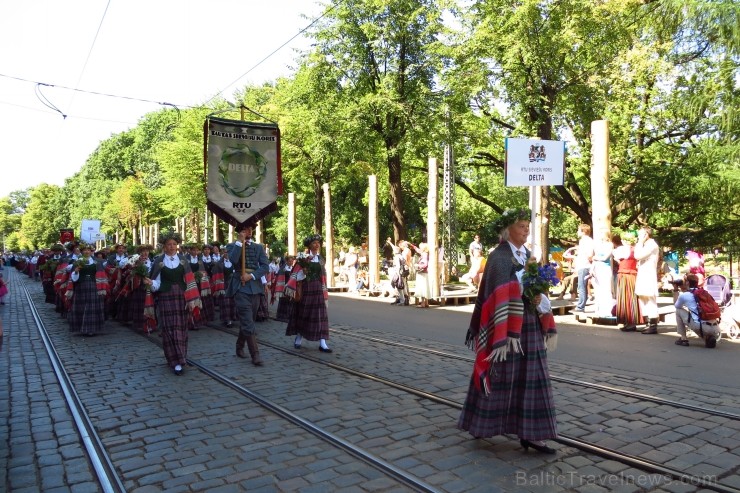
[312,0,446,241]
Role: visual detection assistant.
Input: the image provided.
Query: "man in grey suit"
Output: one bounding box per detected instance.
[225,221,270,365]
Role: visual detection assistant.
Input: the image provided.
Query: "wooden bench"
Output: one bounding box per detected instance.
[327,285,349,293]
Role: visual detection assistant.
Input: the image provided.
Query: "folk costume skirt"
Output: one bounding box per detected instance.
[616,272,641,327]
[155,285,189,368]
[285,278,328,341]
[275,294,294,322]
[457,309,557,441]
[219,293,236,323]
[68,276,106,335]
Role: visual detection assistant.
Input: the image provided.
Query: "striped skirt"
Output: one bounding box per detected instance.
[155,285,189,368]
[285,279,329,341]
[219,294,236,323]
[275,295,293,322]
[616,273,641,327]
[458,309,557,441]
[68,277,106,335]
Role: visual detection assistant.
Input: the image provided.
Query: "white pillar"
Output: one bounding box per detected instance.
[323,183,335,287]
[288,193,297,255]
[368,175,380,287]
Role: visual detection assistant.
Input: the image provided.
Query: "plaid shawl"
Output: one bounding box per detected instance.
[95,267,110,296]
[465,243,526,395]
[465,243,559,394]
[143,287,156,332]
[183,270,202,319]
[284,264,328,301]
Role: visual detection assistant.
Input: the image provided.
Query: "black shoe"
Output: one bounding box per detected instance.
[319,346,333,353]
[404,300,409,306]
[174,365,183,376]
[642,326,658,334]
[520,439,556,454]
[294,343,301,349]
[225,321,233,328]
[390,301,400,305]
[620,325,637,332]
[675,338,689,346]
[705,335,717,348]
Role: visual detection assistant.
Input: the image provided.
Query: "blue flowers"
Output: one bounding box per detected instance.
[522,262,560,302]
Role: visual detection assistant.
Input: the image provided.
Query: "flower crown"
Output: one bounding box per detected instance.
[303,234,323,248]
[158,230,182,245]
[491,208,531,235]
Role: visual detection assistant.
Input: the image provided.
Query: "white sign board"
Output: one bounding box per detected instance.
[504,138,565,186]
[80,219,102,243]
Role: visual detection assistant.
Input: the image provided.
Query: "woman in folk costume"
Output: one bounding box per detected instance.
[41,244,64,304]
[118,245,156,334]
[186,244,215,328]
[284,235,332,352]
[612,232,641,332]
[212,245,237,328]
[274,255,296,322]
[68,243,110,336]
[458,209,558,454]
[144,232,202,376]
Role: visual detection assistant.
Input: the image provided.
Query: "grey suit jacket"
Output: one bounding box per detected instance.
[224,240,269,297]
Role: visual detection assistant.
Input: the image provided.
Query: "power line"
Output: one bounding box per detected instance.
[203,0,340,106]
[68,0,112,113]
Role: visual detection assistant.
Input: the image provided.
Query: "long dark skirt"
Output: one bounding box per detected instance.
[43,279,55,304]
[275,294,293,322]
[68,277,106,335]
[155,285,189,368]
[200,293,216,322]
[256,293,269,321]
[115,293,132,323]
[219,294,236,323]
[457,309,557,441]
[616,273,641,327]
[285,279,329,341]
[128,286,149,332]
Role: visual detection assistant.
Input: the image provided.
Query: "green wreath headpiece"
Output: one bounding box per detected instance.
[491,208,532,235]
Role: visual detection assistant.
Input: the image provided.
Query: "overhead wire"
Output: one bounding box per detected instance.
[202,0,340,107]
[1,0,341,117]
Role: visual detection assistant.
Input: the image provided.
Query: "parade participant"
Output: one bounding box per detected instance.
[106,244,128,269]
[225,222,270,365]
[612,232,641,331]
[119,245,155,333]
[41,244,64,304]
[186,244,215,327]
[458,208,558,454]
[145,232,201,375]
[634,226,661,334]
[54,242,77,316]
[212,245,236,328]
[284,235,332,352]
[68,243,109,336]
[674,274,720,348]
[413,243,431,308]
[274,255,295,322]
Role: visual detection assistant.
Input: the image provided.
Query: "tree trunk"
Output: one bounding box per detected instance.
[313,172,324,235]
[388,152,407,241]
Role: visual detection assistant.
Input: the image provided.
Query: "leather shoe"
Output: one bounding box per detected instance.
[520,439,556,454]
[294,343,301,349]
[620,325,637,332]
[642,326,658,334]
[319,346,333,353]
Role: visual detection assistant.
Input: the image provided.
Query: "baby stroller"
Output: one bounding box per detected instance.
[704,274,740,340]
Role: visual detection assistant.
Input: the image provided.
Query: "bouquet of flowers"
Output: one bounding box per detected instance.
[521,262,560,310]
[194,270,204,283]
[296,252,322,281]
[74,257,89,269]
[41,260,58,273]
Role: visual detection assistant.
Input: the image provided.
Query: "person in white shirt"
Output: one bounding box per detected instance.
[634,226,661,334]
[570,224,594,312]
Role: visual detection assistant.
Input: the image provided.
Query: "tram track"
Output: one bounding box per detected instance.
[18,275,740,493]
[212,325,740,493]
[332,327,740,421]
[20,283,126,493]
